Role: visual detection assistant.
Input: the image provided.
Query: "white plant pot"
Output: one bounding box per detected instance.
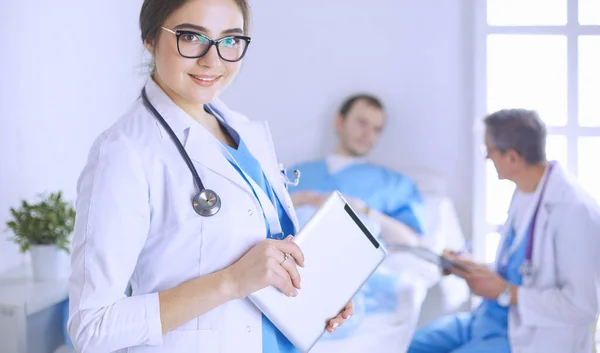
[30,244,63,281]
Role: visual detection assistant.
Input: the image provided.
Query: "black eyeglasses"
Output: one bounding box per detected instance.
[161,27,251,62]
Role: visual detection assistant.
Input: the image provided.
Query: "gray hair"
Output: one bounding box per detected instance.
[483,109,547,165]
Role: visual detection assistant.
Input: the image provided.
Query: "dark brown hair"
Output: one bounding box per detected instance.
[139,0,251,47]
[338,94,384,119]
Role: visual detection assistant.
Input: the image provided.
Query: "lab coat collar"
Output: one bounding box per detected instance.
[500,161,571,286]
[209,99,300,233]
[143,79,257,216]
[522,162,569,285]
[539,162,572,206]
[143,78,195,139]
[141,80,299,233]
[498,161,564,269]
[507,161,567,219]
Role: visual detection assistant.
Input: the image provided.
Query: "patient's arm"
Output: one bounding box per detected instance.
[294,192,421,247]
[367,208,420,247]
[345,196,420,247]
[290,191,326,208]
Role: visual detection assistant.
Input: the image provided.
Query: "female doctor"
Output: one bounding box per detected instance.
[408,109,600,353]
[67,0,352,352]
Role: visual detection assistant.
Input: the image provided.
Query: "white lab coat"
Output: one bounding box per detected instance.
[497,163,600,353]
[68,79,299,353]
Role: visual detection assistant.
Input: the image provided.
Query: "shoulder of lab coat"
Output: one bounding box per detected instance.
[516,164,600,327]
[209,97,252,125]
[68,102,163,353]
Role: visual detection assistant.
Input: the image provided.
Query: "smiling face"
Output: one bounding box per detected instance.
[145,0,247,106]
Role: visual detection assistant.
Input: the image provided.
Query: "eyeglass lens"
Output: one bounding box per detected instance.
[177,32,248,61]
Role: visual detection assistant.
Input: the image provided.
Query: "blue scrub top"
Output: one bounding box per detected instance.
[210,106,298,353]
[290,160,418,327]
[470,224,529,340]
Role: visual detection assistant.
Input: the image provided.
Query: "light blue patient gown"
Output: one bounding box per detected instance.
[407,225,528,353]
[211,106,298,353]
[290,160,426,234]
[290,159,427,338]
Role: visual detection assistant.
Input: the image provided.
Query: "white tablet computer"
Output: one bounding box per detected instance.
[248,191,388,352]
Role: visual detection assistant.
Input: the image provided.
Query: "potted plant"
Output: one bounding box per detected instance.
[5,191,75,281]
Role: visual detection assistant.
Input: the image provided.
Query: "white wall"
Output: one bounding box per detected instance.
[222,0,474,231]
[0,0,146,271]
[0,0,473,272]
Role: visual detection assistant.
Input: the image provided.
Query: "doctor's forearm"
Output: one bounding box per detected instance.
[511,285,519,306]
[369,209,420,246]
[158,269,237,333]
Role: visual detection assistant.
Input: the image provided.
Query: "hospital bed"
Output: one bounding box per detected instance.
[308,169,470,353]
[413,169,472,327]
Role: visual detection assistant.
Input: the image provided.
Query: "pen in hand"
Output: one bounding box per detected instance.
[453,241,472,256]
[441,241,473,275]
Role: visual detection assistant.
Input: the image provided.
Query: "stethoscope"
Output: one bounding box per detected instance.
[500,161,556,277]
[141,87,301,217]
[279,163,301,187]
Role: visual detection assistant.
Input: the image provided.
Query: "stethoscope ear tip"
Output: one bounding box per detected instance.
[281,168,301,187]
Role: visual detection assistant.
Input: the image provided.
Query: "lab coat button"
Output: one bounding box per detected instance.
[248,209,253,216]
[246,326,252,332]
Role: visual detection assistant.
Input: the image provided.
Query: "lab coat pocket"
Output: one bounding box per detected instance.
[521,326,579,353]
[126,329,219,353]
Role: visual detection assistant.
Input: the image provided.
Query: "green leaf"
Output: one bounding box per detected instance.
[4,191,75,254]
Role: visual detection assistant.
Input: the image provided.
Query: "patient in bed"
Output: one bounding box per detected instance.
[289,95,442,352]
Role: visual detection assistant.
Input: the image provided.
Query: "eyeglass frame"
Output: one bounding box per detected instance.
[160,26,252,62]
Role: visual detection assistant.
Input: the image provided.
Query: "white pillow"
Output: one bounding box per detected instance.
[400,167,448,197]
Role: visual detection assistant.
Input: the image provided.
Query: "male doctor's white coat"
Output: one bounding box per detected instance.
[68,79,300,353]
[497,162,600,353]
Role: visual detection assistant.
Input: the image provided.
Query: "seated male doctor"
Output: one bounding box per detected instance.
[408,108,600,353]
[289,94,440,352]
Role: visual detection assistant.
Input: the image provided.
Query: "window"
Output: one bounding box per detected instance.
[473,0,600,264]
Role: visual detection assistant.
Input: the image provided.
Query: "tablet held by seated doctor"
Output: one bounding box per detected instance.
[408,109,600,353]
[67,1,352,352]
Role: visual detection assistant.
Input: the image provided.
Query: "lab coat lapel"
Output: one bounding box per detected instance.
[524,203,549,285]
[184,124,251,195]
[229,119,299,233]
[525,165,565,284]
[143,78,251,195]
[508,163,557,257]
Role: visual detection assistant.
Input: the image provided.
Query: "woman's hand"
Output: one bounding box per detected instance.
[326,300,354,333]
[224,236,305,300]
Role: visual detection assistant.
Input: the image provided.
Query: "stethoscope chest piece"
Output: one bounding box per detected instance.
[193,189,221,216]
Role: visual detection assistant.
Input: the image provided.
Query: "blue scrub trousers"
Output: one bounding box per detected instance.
[408,313,510,353]
[408,222,529,353]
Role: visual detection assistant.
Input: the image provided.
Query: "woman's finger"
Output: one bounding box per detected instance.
[326,314,346,332]
[267,257,297,297]
[272,239,305,267]
[280,252,302,289]
[342,302,354,319]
